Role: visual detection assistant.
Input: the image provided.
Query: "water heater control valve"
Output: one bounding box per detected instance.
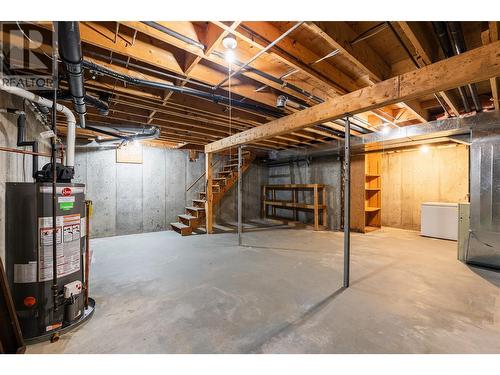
[64,280,83,298]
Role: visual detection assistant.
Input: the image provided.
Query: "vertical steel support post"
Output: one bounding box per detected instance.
[237,146,242,245]
[343,116,351,288]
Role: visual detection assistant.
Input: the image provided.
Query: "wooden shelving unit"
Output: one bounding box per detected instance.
[350,153,382,233]
[262,184,327,231]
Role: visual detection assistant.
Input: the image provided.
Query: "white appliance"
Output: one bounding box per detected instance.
[421,202,458,240]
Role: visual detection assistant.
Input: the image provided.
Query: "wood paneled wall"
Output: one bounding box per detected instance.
[381,144,469,231]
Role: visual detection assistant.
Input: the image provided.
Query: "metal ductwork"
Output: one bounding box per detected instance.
[447,22,482,112]
[432,22,474,113]
[86,124,160,144]
[276,95,307,111]
[57,22,87,127]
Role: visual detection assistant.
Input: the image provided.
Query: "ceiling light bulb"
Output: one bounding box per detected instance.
[222,36,237,50]
[382,124,390,134]
[420,145,430,153]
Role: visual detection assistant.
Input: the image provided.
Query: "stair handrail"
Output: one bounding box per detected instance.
[186,157,223,193]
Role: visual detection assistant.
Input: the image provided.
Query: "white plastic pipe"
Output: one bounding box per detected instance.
[0,81,76,167]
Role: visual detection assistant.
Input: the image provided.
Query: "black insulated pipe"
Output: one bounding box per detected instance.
[56,91,109,116]
[131,25,324,106]
[447,22,482,112]
[141,21,206,51]
[432,21,471,113]
[83,60,285,118]
[16,111,39,179]
[58,21,87,127]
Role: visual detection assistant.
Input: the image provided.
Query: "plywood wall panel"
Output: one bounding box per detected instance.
[381,144,469,231]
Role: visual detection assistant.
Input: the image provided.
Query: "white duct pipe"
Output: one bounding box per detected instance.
[0,81,76,167]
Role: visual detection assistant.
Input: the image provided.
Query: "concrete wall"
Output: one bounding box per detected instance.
[216,162,269,223]
[381,144,469,231]
[267,155,342,230]
[74,146,206,238]
[0,91,51,263]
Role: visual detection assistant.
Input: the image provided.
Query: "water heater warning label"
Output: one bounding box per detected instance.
[14,262,37,283]
[38,214,81,282]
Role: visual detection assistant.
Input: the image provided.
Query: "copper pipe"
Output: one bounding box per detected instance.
[0,146,62,159]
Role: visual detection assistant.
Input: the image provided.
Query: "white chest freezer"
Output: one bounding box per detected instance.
[421,202,458,241]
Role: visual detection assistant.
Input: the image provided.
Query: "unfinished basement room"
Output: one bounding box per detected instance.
[1,2,500,368]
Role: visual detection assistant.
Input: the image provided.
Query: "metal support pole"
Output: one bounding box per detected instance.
[237,145,242,245]
[343,116,351,288]
[51,23,59,311]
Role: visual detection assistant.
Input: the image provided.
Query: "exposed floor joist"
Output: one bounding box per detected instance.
[205,40,500,152]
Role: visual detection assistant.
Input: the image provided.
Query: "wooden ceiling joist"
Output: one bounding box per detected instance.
[205,40,500,153]
[395,21,461,116]
[481,21,500,111]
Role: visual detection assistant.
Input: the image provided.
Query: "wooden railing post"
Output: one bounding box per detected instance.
[205,152,213,234]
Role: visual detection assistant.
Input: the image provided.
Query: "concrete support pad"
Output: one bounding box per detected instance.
[27,227,500,353]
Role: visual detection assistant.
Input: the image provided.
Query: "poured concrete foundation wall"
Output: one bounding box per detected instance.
[216,162,269,224]
[74,146,206,238]
[0,91,51,262]
[267,155,342,230]
[381,144,469,231]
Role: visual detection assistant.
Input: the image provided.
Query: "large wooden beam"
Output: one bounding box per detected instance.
[307,21,427,122]
[396,21,461,116]
[205,41,500,153]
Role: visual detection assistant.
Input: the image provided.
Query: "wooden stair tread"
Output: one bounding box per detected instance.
[178,214,197,220]
[173,153,254,236]
[171,222,189,229]
[186,206,205,211]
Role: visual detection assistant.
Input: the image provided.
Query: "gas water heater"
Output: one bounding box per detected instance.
[5,182,95,343]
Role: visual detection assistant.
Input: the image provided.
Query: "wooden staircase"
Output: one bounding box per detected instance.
[170,151,255,236]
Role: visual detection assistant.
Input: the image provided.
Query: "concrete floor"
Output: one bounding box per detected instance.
[28,227,500,354]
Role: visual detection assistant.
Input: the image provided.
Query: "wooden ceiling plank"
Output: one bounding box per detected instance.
[306,22,427,123]
[118,21,318,107]
[305,22,391,83]
[36,22,282,114]
[233,21,357,94]
[396,21,461,116]
[205,40,500,152]
[146,22,240,125]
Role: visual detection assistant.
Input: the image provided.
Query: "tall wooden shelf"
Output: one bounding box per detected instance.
[350,153,382,233]
[262,184,327,231]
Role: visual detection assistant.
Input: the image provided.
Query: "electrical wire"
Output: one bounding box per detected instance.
[228,58,233,158]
